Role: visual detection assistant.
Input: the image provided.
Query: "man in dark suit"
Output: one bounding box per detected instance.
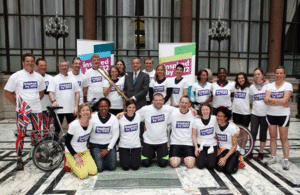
[124,57,149,110]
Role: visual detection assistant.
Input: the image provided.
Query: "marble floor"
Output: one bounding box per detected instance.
[1,119,300,195]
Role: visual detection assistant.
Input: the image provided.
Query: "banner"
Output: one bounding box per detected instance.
[76,40,114,74]
[159,43,196,85]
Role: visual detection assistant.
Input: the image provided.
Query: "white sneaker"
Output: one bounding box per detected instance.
[239,148,245,156]
[265,157,276,166]
[282,160,290,170]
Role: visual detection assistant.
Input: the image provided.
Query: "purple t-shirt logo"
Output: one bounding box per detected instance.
[154,86,164,93]
[271,91,284,99]
[235,92,246,99]
[217,134,227,141]
[59,83,72,90]
[215,89,228,96]
[77,133,90,142]
[254,93,265,101]
[151,114,165,123]
[173,88,180,94]
[198,89,210,96]
[78,81,81,87]
[124,123,138,132]
[176,121,190,128]
[95,126,111,134]
[23,81,38,89]
[91,76,102,83]
[111,85,122,92]
[200,127,214,136]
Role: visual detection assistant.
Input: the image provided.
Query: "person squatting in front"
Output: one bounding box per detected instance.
[64,104,98,179]
[169,96,196,168]
[192,103,218,170]
[118,99,143,170]
[89,98,119,172]
[215,107,242,174]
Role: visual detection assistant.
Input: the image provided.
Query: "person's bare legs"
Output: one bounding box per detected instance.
[279,126,289,159]
[184,157,195,169]
[269,125,278,156]
[170,157,181,168]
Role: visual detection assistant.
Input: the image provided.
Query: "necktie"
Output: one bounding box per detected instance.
[133,72,137,84]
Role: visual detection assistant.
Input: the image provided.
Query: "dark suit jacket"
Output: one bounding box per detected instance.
[124,71,149,110]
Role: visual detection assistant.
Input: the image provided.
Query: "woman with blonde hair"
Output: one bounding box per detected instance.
[64,103,98,179]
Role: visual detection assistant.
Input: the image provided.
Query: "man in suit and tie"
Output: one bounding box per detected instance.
[124,57,149,110]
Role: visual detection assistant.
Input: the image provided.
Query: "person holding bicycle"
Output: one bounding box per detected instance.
[192,103,218,170]
[89,98,119,172]
[215,107,241,174]
[118,99,142,170]
[64,103,98,179]
[191,69,212,109]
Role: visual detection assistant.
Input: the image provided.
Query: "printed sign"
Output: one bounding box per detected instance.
[95,126,111,134]
[234,92,246,99]
[124,123,138,132]
[151,114,165,123]
[198,89,210,96]
[215,89,228,96]
[200,127,214,136]
[176,121,190,128]
[253,93,265,101]
[271,91,284,99]
[91,76,102,83]
[217,134,227,141]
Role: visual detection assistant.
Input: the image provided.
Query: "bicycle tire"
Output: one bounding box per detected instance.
[236,124,254,158]
[32,139,64,172]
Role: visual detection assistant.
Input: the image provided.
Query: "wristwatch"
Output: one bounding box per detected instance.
[51,99,56,103]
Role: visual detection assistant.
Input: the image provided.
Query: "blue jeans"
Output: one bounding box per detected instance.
[89,143,117,172]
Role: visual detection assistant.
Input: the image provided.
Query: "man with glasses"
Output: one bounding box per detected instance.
[48,59,80,141]
[69,58,88,104]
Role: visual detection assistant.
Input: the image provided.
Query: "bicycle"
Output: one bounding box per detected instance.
[236,124,254,158]
[32,99,97,172]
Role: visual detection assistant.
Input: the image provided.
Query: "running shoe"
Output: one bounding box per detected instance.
[256,152,264,161]
[28,148,34,159]
[16,159,24,171]
[282,160,290,171]
[265,157,276,166]
[245,152,253,161]
[239,148,245,156]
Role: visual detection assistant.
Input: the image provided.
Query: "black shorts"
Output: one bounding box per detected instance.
[169,145,195,158]
[266,115,290,127]
[142,142,168,159]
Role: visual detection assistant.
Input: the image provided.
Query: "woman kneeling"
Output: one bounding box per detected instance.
[215,107,240,174]
[64,104,98,179]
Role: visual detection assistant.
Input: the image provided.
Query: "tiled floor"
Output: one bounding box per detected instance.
[1,119,300,195]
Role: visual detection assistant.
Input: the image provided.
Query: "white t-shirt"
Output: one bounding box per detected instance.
[266,81,293,116]
[137,105,177,144]
[249,81,269,116]
[171,77,189,106]
[90,113,119,149]
[65,119,93,153]
[149,77,173,105]
[85,68,104,101]
[4,69,45,113]
[232,87,251,115]
[142,69,155,102]
[191,82,212,103]
[170,109,195,146]
[47,74,80,114]
[193,115,218,147]
[216,123,239,150]
[118,113,142,148]
[103,77,124,109]
[211,81,235,109]
[68,71,88,105]
[41,74,53,111]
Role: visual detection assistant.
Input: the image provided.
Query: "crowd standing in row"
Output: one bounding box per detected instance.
[4,53,293,180]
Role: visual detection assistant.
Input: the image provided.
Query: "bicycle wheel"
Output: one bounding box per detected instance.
[32,139,64,171]
[236,124,254,158]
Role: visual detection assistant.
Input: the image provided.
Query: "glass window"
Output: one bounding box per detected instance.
[10,56,22,72]
[21,16,42,48]
[0,17,5,48]
[7,0,18,14]
[0,56,7,71]
[43,0,63,15]
[250,0,261,21]
[8,16,20,48]
[65,0,75,16]
[20,0,40,15]
[0,0,4,13]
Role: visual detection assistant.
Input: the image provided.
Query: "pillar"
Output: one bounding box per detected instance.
[83,0,96,40]
[180,0,193,42]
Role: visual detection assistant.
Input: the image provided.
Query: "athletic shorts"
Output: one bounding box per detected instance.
[266,115,290,127]
[142,142,168,159]
[170,145,195,158]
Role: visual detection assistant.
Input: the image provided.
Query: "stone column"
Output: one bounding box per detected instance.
[180,0,192,42]
[83,0,96,40]
[267,0,284,77]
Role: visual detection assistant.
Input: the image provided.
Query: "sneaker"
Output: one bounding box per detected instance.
[16,159,24,171]
[265,157,276,166]
[245,152,253,161]
[257,153,264,161]
[282,160,290,171]
[240,148,245,156]
[28,148,34,159]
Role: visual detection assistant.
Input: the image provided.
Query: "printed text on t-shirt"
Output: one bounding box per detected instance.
[95,126,111,134]
[200,127,214,136]
[217,134,227,141]
[176,121,190,128]
[151,114,165,123]
[23,81,38,89]
[215,89,228,96]
[77,133,90,142]
[124,123,138,132]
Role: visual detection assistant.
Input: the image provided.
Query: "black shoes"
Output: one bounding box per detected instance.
[16,159,24,171]
[256,152,264,161]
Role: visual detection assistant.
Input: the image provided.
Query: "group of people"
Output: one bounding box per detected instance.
[4,53,293,180]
